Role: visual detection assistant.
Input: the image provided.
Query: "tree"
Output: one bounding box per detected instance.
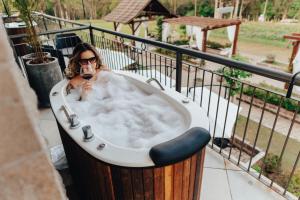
[233,0,240,18]
[274,0,294,20]
[214,0,219,18]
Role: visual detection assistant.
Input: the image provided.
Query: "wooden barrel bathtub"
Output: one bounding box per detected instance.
[58,122,206,200]
[50,71,211,200]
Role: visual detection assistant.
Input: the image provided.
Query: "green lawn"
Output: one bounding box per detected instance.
[210,21,300,48]
[235,115,300,172]
[77,19,300,49]
[80,20,300,47]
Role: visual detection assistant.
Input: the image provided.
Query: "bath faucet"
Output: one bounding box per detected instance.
[146,78,165,91]
[60,105,80,129]
[82,125,94,142]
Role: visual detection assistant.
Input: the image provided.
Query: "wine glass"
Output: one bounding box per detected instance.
[80,63,95,81]
[79,63,95,100]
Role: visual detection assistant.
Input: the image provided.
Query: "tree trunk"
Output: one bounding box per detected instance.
[282,8,288,20]
[233,0,240,19]
[214,0,219,18]
[239,0,244,18]
[195,0,197,16]
[53,7,57,17]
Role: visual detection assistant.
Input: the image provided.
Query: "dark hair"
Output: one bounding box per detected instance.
[65,42,102,79]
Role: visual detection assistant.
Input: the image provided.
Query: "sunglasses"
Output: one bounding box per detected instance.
[79,57,96,65]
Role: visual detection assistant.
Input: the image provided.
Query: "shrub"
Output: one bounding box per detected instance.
[242,87,300,113]
[156,16,164,41]
[252,164,262,173]
[207,41,231,50]
[287,173,300,197]
[263,154,281,174]
[217,66,252,96]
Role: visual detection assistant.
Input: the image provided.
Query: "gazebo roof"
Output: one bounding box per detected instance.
[163,16,241,31]
[104,0,173,24]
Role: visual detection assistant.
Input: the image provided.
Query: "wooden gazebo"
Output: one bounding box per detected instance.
[163,16,241,55]
[104,0,173,36]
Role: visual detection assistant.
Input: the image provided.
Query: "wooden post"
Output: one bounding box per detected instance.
[130,22,135,46]
[202,30,208,52]
[232,23,240,56]
[288,41,300,73]
[113,22,117,31]
[113,22,119,39]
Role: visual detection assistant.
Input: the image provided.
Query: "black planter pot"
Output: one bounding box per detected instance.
[25,57,63,107]
[22,52,51,63]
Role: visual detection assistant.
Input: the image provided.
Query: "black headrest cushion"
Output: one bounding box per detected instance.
[149,127,211,167]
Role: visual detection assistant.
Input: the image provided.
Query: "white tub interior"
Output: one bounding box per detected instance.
[65,71,190,149]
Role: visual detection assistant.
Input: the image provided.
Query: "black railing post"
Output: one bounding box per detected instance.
[58,20,62,29]
[176,51,182,92]
[42,16,50,39]
[42,16,48,31]
[89,25,95,46]
[286,71,300,98]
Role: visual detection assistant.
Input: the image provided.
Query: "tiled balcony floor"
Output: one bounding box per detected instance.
[39,108,286,200]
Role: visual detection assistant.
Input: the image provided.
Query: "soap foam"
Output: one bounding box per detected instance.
[66,71,186,149]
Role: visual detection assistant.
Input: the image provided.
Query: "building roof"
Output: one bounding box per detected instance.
[163,16,241,31]
[103,0,173,24]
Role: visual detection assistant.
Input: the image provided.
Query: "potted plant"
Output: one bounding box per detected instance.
[14,0,63,107]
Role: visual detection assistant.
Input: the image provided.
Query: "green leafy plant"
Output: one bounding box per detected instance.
[252,164,262,173]
[156,16,164,41]
[287,173,300,197]
[2,0,12,16]
[207,40,231,50]
[217,67,252,96]
[243,87,300,113]
[263,154,281,174]
[14,0,46,63]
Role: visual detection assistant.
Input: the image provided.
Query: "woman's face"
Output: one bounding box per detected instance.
[79,50,97,70]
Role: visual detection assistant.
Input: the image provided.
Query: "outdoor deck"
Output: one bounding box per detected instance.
[5,12,300,199]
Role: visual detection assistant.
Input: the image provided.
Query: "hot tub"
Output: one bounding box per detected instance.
[50,71,211,200]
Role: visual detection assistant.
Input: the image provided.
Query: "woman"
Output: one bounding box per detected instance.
[65,42,108,98]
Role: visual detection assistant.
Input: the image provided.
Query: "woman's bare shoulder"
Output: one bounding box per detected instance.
[68,75,82,88]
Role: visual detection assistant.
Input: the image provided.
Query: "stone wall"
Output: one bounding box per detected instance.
[0,19,66,200]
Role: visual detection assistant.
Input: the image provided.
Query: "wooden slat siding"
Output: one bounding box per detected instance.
[154,167,164,200]
[91,161,104,199]
[111,166,124,200]
[121,168,134,200]
[188,154,197,200]
[106,166,116,200]
[143,169,154,200]
[131,169,145,200]
[57,123,85,199]
[197,149,206,200]
[193,152,203,200]
[182,159,191,200]
[173,162,183,200]
[57,121,206,200]
[95,162,113,200]
[164,165,174,200]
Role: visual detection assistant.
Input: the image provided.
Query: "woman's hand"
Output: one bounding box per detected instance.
[82,81,92,92]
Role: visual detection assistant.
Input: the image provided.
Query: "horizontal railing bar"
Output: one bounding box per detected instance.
[32,11,86,27]
[9,25,90,39]
[90,26,300,86]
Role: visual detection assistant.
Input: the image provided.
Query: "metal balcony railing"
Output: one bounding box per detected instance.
[5,12,300,200]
